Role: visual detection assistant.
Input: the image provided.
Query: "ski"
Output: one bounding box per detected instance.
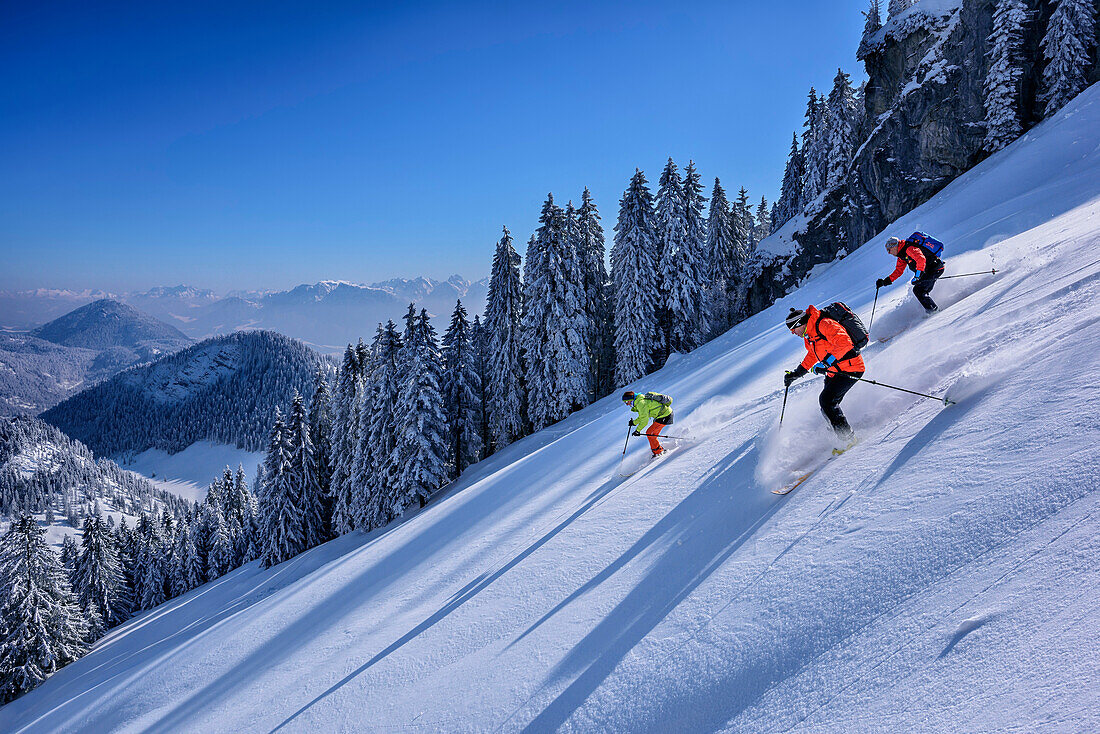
[772,470,815,495]
[773,439,858,494]
[617,447,675,478]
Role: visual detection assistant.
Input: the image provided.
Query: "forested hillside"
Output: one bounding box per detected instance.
[41,331,324,457]
[0,415,188,524]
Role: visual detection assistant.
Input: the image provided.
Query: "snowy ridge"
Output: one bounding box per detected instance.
[3,86,1100,732]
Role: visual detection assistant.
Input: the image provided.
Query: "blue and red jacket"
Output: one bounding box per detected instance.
[884,236,944,283]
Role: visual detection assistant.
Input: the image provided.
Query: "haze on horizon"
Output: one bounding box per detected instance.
[1,0,865,294]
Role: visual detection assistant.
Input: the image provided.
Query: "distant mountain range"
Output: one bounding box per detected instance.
[0,300,192,415]
[0,276,489,353]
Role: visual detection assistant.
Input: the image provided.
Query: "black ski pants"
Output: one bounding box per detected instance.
[819,370,862,439]
[912,263,945,312]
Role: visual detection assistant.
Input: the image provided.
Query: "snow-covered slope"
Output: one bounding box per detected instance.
[4,86,1100,733]
[119,441,264,502]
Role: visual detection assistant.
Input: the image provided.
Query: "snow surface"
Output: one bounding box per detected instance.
[119,441,263,502]
[4,84,1100,733]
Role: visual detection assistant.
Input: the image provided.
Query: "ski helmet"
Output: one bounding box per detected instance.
[622,390,636,403]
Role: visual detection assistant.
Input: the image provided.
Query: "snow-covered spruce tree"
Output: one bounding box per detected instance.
[224,465,252,530]
[355,338,370,378]
[576,188,611,398]
[1038,0,1095,119]
[754,197,772,245]
[358,320,403,529]
[169,525,191,597]
[825,68,858,191]
[800,88,829,206]
[59,536,78,580]
[329,345,361,535]
[484,226,525,451]
[0,515,88,702]
[259,409,303,568]
[653,158,684,367]
[611,169,659,387]
[442,300,484,476]
[663,161,710,353]
[888,0,917,17]
[773,132,804,230]
[470,314,492,456]
[730,187,755,320]
[206,472,226,519]
[113,518,136,597]
[239,505,260,566]
[73,513,131,637]
[136,519,167,611]
[205,505,233,580]
[706,178,737,336]
[523,195,591,430]
[392,310,449,512]
[983,0,1029,153]
[563,200,595,403]
[287,392,324,549]
[858,0,883,59]
[308,368,334,539]
[184,521,205,589]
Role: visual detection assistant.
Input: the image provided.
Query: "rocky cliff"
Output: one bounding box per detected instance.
[746,0,1096,312]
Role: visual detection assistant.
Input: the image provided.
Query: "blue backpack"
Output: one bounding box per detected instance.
[908,231,945,258]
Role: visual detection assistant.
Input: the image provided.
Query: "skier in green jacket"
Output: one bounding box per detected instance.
[622,390,674,456]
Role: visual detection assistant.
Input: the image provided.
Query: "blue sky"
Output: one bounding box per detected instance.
[0,0,867,293]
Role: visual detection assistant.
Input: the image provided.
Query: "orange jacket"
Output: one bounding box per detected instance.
[799,305,866,376]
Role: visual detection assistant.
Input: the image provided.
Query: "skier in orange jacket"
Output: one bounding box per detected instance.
[783,306,865,443]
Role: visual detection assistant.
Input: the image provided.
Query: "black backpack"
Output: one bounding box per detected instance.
[820,302,869,352]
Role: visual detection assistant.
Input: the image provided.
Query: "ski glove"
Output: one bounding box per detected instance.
[876,277,891,288]
[811,354,837,375]
[784,366,808,387]
[910,271,923,284]
[632,430,642,437]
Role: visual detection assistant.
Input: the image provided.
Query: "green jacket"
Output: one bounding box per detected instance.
[630,393,672,430]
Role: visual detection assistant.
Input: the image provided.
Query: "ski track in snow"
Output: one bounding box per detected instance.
[3,87,1100,733]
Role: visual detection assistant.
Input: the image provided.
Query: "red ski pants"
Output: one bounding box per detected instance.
[644,422,665,453]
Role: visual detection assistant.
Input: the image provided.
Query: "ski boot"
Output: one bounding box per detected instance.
[831,435,859,456]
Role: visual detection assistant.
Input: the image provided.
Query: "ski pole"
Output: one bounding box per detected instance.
[847,374,956,406]
[868,286,880,332]
[938,269,997,280]
[631,429,697,442]
[779,384,790,426]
